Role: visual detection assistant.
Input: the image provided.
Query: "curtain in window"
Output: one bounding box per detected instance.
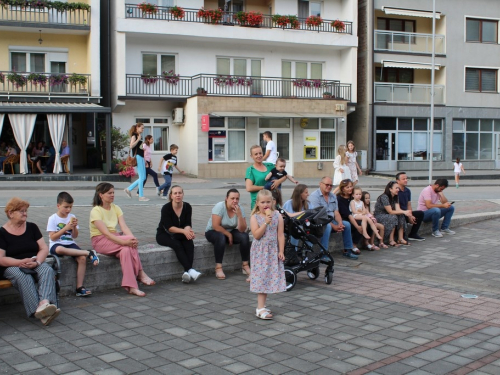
[0,115,3,140]
[9,114,36,174]
[30,54,45,72]
[143,54,157,75]
[161,55,175,74]
[11,53,26,72]
[228,131,244,161]
[47,114,66,173]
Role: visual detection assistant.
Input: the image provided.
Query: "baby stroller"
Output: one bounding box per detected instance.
[279,207,334,291]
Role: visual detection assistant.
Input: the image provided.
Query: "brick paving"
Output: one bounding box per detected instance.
[2,181,500,374]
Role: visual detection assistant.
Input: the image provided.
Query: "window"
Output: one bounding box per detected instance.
[11,52,46,72]
[377,18,415,44]
[466,68,497,92]
[466,18,498,43]
[219,0,243,12]
[216,57,261,77]
[282,61,322,79]
[135,118,169,151]
[301,118,336,160]
[375,67,413,83]
[142,54,176,76]
[452,119,496,160]
[298,0,321,18]
[208,117,246,162]
[393,118,443,161]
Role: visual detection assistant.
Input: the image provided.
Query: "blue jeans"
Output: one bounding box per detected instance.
[422,206,455,232]
[320,219,353,251]
[264,178,282,191]
[159,174,172,196]
[126,154,146,197]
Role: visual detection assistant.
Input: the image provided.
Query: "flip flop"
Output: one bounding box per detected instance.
[34,303,57,319]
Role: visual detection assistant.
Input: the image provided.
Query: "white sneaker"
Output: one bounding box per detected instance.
[156,187,161,196]
[441,228,456,235]
[182,272,191,283]
[188,269,201,281]
[161,196,169,200]
[0,171,3,175]
[432,230,443,238]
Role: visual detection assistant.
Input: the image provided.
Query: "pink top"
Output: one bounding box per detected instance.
[143,143,152,162]
[417,185,440,211]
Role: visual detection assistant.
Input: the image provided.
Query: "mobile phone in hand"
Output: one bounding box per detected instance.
[450,201,455,204]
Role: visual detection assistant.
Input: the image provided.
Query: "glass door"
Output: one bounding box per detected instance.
[375,132,397,171]
[51,61,67,93]
[259,131,292,175]
[496,134,500,169]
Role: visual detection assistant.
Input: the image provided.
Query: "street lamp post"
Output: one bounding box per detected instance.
[428,0,436,185]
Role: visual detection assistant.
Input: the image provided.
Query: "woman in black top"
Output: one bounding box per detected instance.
[124,123,149,201]
[156,185,201,284]
[0,197,59,325]
[336,179,366,254]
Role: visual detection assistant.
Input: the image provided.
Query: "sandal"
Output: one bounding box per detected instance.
[351,247,361,255]
[88,250,100,266]
[242,262,251,276]
[389,241,401,247]
[371,245,380,251]
[137,275,156,286]
[76,286,92,297]
[34,303,57,319]
[215,265,226,280]
[379,243,389,249]
[398,239,411,246]
[365,244,374,251]
[256,307,273,320]
[41,308,60,326]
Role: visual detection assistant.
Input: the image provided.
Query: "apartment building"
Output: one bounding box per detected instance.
[107,0,358,178]
[352,0,500,172]
[0,0,107,173]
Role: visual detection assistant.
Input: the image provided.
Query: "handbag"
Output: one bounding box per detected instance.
[126,149,137,167]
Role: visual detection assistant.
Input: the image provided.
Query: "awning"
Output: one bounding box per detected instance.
[381,7,441,19]
[210,112,343,118]
[382,60,441,70]
[0,102,110,113]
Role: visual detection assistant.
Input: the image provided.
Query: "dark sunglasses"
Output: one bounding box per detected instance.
[341,179,352,184]
[321,182,334,188]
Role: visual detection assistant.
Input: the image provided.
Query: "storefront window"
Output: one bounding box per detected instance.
[209,117,246,162]
[259,118,290,128]
[453,119,496,160]
[135,118,169,151]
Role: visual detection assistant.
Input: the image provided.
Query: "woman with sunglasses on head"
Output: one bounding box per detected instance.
[374,181,412,247]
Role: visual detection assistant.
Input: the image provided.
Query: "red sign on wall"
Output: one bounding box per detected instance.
[201,114,209,132]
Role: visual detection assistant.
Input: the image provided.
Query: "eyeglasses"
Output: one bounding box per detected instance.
[15,210,28,214]
[341,179,352,183]
[321,182,334,188]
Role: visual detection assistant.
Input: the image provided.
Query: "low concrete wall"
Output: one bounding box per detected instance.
[2,212,498,304]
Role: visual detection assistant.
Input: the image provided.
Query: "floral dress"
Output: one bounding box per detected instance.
[346,151,358,182]
[250,211,286,294]
[374,194,406,242]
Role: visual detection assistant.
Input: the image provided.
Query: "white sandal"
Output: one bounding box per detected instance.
[256,307,273,320]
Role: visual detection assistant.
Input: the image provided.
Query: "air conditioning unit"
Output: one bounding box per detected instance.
[172,108,184,124]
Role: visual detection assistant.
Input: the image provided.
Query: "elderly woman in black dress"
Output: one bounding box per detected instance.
[374,181,411,247]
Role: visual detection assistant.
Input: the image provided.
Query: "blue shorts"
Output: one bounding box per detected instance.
[50,243,81,256]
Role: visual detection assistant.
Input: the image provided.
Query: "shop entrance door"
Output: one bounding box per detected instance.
[259,131,292,175]
[496,134,500,169]
[375,132,397,171]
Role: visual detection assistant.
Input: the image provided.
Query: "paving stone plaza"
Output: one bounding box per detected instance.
[1,175,500,375]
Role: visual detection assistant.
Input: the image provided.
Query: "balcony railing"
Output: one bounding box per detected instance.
[374,83,444,104]
[375,30,445,54]
[0,4,90,27]
[126,74,352,101]
[0,72,91,97]
[125,5,352,34]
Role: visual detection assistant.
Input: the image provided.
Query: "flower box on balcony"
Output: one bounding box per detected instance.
[7,72,27,88]
[234,11,263,27]
[306,15,323,28]
[196,87,207,96]
[332,19,345,32]
[27,73,47,87]
[272,14,299,29]
[170,5,184,19]
[162,70,180,85]
[137,2,157,14]
[141,74,158,84]
[197,8,223,24]
[68,73,87,89]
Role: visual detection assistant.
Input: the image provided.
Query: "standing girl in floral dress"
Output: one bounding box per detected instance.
[332,145,351,195]
[250,189,286,320]
[346,140,362,186]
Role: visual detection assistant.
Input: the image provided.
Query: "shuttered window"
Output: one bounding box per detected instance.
[466,68,497,92]
[466,18,498,43]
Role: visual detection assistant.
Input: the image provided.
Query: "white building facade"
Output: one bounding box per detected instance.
[109,0,358,178]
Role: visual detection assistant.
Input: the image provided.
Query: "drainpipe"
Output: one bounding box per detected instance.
[369,0,375,171]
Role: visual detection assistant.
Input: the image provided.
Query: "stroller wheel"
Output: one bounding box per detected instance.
[325,270,333,285]
[284,268,297,291]
[307,267,320,280]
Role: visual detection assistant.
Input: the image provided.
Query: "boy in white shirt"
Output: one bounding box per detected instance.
[263,131,278,164]
[47,192,99,297]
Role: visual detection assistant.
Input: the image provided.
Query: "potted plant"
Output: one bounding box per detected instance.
[332,19,345,32]
[196,87,207,96]
[162,70,180,84]
[27,73,48,87]
[234,11,247,25]
[306,15,323,28]
[170,5,185,19]
[99,126,129,173]
[116,159,136,177]
[197,7,222,24]
[141,74,158,84]
[323,91,332,99]
[0,72,4,84]
[68,73,87,92]
[272,14,299,29]
[137,2,157,15]
[49,73,68,86]
[7,72,27,88]
[234,11,263,27]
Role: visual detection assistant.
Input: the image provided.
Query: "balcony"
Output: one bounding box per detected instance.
[375,30,445,54]
[0,71,91,98]
[374,83,444,104]
[124,4,352,35]
[0,3,90,28]
[125,74,352,102]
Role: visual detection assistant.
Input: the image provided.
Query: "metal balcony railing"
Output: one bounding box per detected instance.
[124,4,352,34]
[375,30,445,54]
[0,71,91,97]
[0,4,90,27]
[126,74,352,101]
[374,83,445,104]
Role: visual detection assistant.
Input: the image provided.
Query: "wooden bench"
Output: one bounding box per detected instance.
[0,280,12,289]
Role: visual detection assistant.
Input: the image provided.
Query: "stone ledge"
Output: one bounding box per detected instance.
[1,212,497,304]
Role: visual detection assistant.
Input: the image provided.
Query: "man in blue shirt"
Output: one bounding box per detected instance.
[396,172,425,241]
[309,176,358,259]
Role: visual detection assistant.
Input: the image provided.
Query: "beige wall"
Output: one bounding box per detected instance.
[203,0,218,9]
[0,31,89,73]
